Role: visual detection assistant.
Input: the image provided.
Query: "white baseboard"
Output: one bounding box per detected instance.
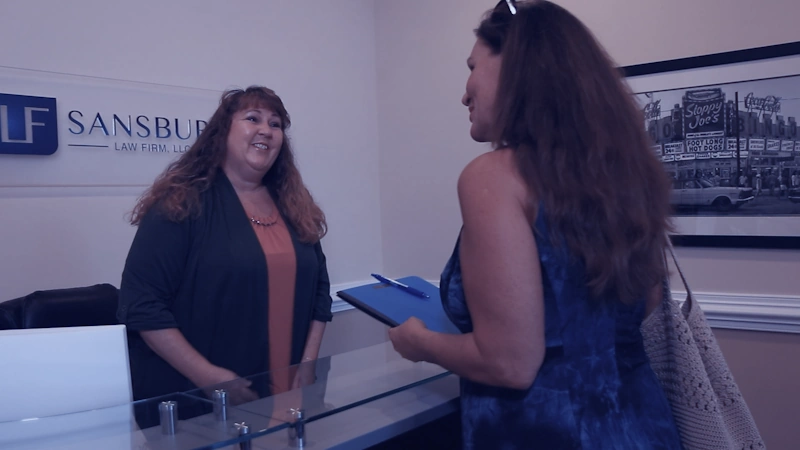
[330,280,374,314]
[330,281,800,334]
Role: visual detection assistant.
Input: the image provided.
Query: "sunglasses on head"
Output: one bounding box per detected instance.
[498,0,517,15]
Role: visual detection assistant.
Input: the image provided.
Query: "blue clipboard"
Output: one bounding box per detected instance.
[336,276,461,334]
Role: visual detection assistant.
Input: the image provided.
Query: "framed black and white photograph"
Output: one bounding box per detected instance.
[622,42,800,249]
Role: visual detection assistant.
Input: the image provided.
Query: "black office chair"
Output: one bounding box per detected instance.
[0,283,119,330]
[0,298,19,330]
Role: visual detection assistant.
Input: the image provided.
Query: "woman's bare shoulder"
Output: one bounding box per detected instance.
[458,148,529,208]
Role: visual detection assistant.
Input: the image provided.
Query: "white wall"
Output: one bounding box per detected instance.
[0,0,383,300]
[1,0,799,347]
[374,1,491,280]
[374,0,800,299]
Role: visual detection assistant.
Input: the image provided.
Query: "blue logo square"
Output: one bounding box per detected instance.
[0,93,59,155]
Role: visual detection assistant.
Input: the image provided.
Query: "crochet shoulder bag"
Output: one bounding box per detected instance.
[640,240,766,450]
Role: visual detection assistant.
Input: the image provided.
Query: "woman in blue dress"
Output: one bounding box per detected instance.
[388,1,683,448]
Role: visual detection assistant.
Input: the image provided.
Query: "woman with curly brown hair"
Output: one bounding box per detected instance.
[118,86,333,410]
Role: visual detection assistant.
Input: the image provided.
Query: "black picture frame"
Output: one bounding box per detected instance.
[621,41,800,250]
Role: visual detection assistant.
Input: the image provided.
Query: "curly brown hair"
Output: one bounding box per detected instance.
[129,86,327,243]
[477,1,674,303]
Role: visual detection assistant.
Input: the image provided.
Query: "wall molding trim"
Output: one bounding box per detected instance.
[330,280,373,314]
[0,185,148,198]
[330,281,800,334]
[674,291,800,334]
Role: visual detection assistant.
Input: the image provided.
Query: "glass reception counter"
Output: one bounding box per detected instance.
[0,342,460,450]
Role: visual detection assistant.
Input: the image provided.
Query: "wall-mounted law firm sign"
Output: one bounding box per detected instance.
[0,92,209,156]
[0,67,221,187]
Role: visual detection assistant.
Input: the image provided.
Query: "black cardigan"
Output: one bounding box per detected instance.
[118,171,333,401]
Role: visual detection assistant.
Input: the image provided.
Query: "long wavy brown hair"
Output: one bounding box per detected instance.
[130,86,327,243]
[477,1,673,303]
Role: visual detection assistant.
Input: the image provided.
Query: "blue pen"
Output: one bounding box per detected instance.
[371,273,430,298]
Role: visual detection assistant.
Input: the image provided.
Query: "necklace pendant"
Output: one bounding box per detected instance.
[250,216,278,227]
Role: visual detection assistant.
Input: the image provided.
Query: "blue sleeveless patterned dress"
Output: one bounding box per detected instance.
[440,209,683,449]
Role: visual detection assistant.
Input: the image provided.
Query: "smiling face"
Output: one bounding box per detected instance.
[462,39,503,143]
[223,107,284,181]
